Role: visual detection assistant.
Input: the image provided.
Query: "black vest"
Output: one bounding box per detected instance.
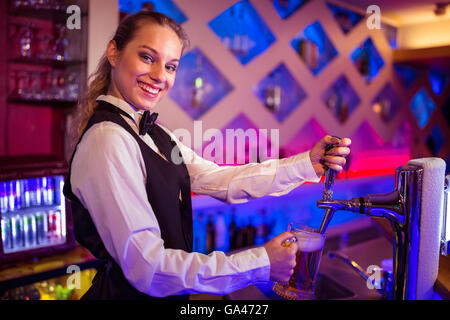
[63,101,193,300]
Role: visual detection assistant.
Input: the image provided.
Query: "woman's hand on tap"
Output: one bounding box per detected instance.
[310,135,351,177]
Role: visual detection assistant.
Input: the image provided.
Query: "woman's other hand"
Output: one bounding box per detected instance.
[310,135,351,177]
[263,232,298,282]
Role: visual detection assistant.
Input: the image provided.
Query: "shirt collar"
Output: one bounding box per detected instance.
[96,95,143,126]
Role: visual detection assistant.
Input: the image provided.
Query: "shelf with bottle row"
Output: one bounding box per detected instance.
[7,66,82,108]
[0,245,100,298]
[0,175,68,255]
[9,1,88,22]
[0,266,97,300]
[9,57,86,67]
[7,98,77,109]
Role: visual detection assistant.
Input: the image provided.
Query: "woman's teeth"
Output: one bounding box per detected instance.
[138,82,160,94]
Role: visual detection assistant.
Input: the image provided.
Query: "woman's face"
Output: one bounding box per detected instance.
[107,22,183,111]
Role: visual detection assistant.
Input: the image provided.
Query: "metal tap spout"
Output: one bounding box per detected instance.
[317,190,405,226]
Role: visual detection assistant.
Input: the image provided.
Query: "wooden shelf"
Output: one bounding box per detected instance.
[393,45,450,71]
[7,97,77,108]
[9,7,87,22]
[9,58,86,68]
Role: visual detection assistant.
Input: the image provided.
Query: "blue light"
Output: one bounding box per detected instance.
[428,70,448,96]
[321,75,360,123]
[168,48,233,119]
[208,0,276,65]
[291,21,338,75]
[118,0,187,24]
[350,38,385,83]
[253,63,307,122]
[410,88,436,129]
[426,125,445,156]
[381,22,398,49]
[394,64,418,88]
[273,0,308,19]
[326,2,363,34]
[371,83,402,122]
[443,95,450,127]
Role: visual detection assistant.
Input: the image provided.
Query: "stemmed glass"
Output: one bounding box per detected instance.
[53,24,70,61]
[16,23,35,58]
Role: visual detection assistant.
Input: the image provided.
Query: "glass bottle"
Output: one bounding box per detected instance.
[191,55,205,108]
[53,24,70,61]
[18,23,36,58]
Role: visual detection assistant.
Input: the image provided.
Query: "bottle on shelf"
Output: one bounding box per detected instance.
[192,55,205,108]
[1,214,13,250]
[255,208,271,245]
[228,209,238,251]
[264,72,281,112]
[35,210,48,245]
[11,213,24,249]
[23,212,37,247]
[298,38,318,70]
[53,23,70,61]
[234,216,246,249]
[193,210,206,253]
[214,211,227,252]
[245,218,256,247]
[0,176,65,253]
[205,215,215,254]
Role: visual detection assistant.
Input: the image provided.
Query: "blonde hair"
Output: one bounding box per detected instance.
[75,11,189,137]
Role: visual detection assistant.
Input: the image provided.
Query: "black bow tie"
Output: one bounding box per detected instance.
[139,111,158,135]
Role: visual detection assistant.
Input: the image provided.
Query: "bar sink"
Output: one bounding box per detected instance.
[226,273,356,300]
[249,273,356,300]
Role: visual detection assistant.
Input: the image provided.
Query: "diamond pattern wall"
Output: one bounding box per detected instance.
[253,63,307,122]
[168,47,233,120]
[148,0,449,173]
[208,0,276,65]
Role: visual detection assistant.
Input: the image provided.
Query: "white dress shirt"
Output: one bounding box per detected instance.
[70,94,321,297]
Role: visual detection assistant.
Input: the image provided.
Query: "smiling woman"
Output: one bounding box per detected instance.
[106,23,182,112]
[76,10,189,137]
[63,10,351,301]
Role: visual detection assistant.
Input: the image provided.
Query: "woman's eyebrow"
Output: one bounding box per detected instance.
[138,45,180,63]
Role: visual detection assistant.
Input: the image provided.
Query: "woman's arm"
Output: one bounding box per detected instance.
[160,126,321,204]
[71,122,271,297]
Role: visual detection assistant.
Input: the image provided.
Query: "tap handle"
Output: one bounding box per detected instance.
[323,136,341,199]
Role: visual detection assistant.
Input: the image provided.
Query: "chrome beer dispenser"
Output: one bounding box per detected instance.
[317,157,447,300]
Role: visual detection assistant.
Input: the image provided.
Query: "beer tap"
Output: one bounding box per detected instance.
[318,138,340,234]
[316,158,446,299]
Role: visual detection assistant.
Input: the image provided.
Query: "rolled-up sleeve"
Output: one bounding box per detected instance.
[71,122,270,297]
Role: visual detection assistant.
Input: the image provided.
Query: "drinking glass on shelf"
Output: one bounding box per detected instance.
[30,71,43,100]
[65,72,80,101]
[18,23,36,58]
[16,71,31,99]
[37,31,55,60]
[11,0,31,10]
[49,0,65,10]
[48,70,66,100]
[53,24,70,61]
[31,0,48,9]
[9,24,20,59]
[9,70,19,98]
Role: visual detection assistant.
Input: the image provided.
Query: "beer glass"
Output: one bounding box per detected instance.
[272,223,326,300]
